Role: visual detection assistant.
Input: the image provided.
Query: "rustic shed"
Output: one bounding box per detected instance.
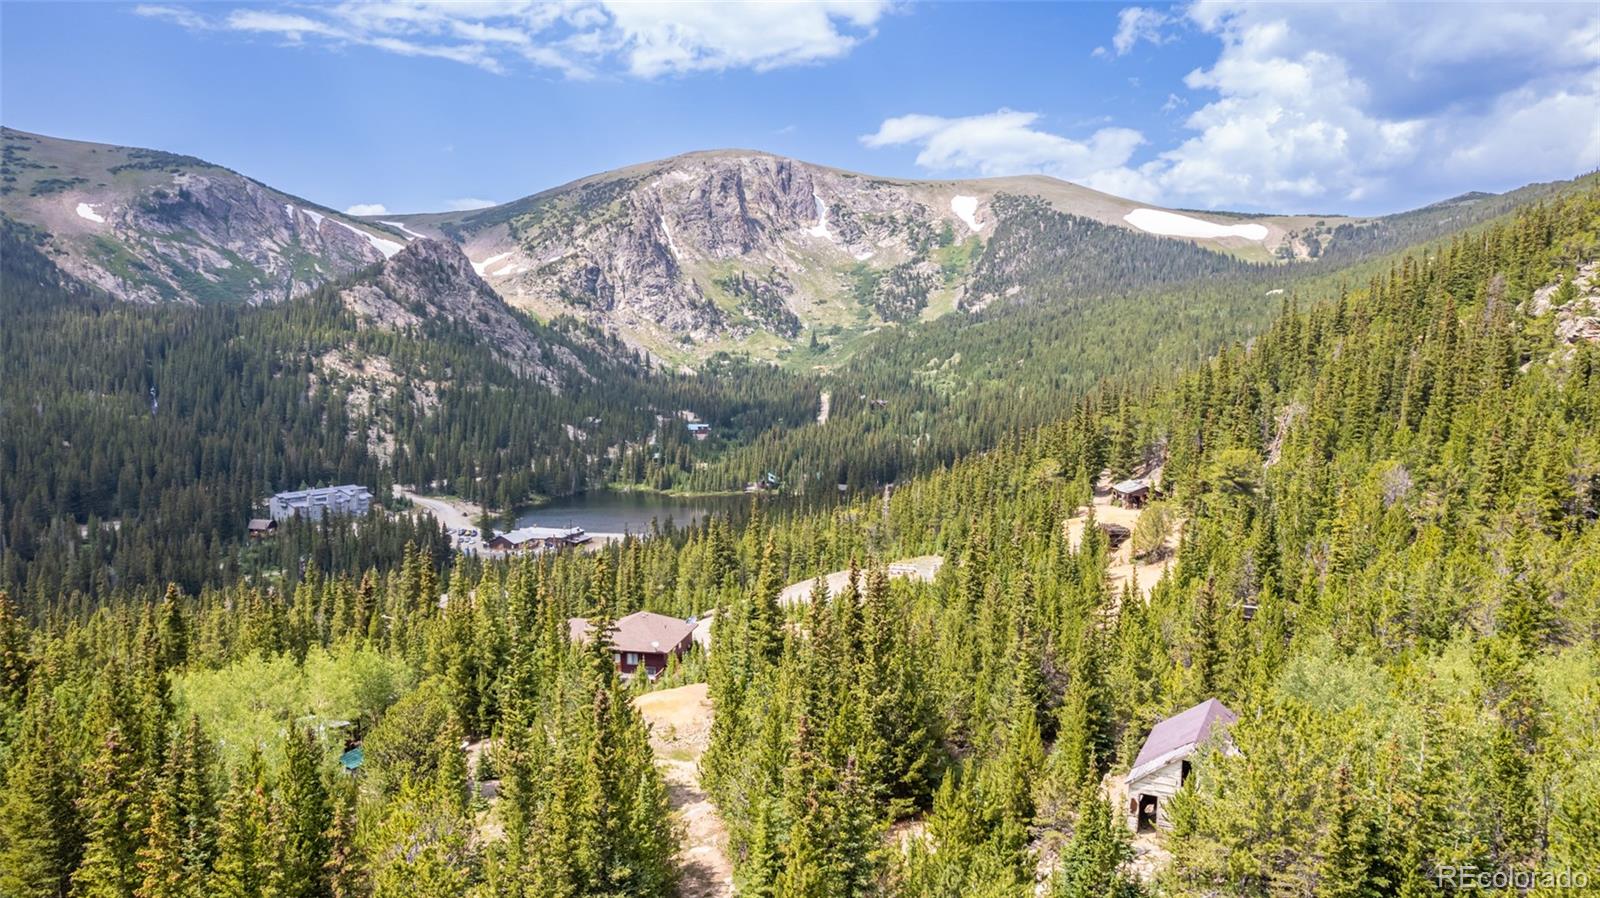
[1110,478,1151,508]
[1125,698,1236,831]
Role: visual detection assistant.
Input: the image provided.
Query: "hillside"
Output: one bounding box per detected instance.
[3,128,1360,364]
[380,149,1344,361]
[3,179,1594,898]
[0,127,410,305]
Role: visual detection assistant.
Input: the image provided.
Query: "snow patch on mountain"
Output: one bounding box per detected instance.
[950,195,982,233]
[76,202,105,223]
[1123,208,1268,241]
[805,191,832,240]
[381,220,428,240]
[326,218,402,258]
[472,250,514,276]
[660,216,681,259]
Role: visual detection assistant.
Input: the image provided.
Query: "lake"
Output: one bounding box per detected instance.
[514,490,753,536]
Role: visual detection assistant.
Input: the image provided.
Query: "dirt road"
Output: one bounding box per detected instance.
[393,486,481,531]
[635,683,733,898]
[777,554,944,606]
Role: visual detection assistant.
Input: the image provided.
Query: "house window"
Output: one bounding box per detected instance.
[624,652,641,666]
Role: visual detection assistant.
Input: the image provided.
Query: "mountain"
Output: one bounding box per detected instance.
[0,127,410,305]
[380,150,1345,361]
[335,236,586,388]
[2,128,1354,362]
[7,127,1575,370]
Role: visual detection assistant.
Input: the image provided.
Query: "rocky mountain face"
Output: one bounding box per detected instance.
[338,238,584,388]
[388,151,1361,362]
[397,152,999,357]
[7,128,1452,365]
[0,127,406,305]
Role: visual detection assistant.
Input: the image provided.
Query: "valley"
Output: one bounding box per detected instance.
[2,125,1598,898]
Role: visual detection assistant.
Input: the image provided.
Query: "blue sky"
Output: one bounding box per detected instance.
[3,2,1597,216]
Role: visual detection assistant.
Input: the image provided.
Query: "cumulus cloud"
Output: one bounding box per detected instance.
[1150,1,1600,209]
[861,109,1145,194]
[445,198,498,211]
[344,203,389,215]
[135,0,892,79]
[870,2,1600,212]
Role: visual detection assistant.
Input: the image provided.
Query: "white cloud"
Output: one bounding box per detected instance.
[135,0,892,79]
[445,197,498,211]
[604,1,887,77]
[1110,6,1172,56]
[1149,2,1600,209]
[133,4,209,30]
[861,109,1144,194]
[344,203,389,216]
[868,2,1600,212]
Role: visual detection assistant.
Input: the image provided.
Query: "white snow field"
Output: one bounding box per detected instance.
[1123,208,1268,241]
[380,220,429,240]
[330,218,403,258]
[76,202,106,223]
[950,195,982,232]
[471,250,513,276]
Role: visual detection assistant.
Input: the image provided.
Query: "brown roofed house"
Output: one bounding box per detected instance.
[247,518,277,538]
[567,610,696,681]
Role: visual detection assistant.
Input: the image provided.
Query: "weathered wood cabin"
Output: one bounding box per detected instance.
[1110,478,1152,508]
[1126,698,1237,831]
[568,611,696,680]
[247,518,277,538]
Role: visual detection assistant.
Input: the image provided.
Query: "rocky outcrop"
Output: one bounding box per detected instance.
[456,152,976,350]
[0,128,401,306]
[340,238,582,387]
[1530,261,1600,345]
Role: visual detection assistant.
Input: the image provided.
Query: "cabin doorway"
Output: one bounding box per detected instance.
[1137,794,1158,832]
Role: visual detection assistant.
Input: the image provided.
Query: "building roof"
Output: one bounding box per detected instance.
[1129,698,1236,783]
[274,484,371,501]
[247,518,275,530]
[493,525,587,545]
[568,610,695,655]
[1111,478,1150,494]
[339,746,364,770]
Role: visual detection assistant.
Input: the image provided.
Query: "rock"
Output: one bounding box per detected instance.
[340,239,583,386]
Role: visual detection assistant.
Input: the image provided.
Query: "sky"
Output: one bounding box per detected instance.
[3,1,1597,216]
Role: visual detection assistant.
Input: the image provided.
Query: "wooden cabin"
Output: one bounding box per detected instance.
[568,611,696,681]
[247,518,277,538]
[1126,698,1236,832]
[1110,478,1151,508]
[687,422,711,441]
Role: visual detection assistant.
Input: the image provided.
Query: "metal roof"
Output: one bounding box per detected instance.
[1129,698,1236,781]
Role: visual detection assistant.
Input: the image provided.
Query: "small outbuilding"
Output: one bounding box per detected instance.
[1126,698,1236,832]
[339,746,364,773]
[1110,478,1151,508]
[1098,522,1132,549]
[247,518,277,538]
